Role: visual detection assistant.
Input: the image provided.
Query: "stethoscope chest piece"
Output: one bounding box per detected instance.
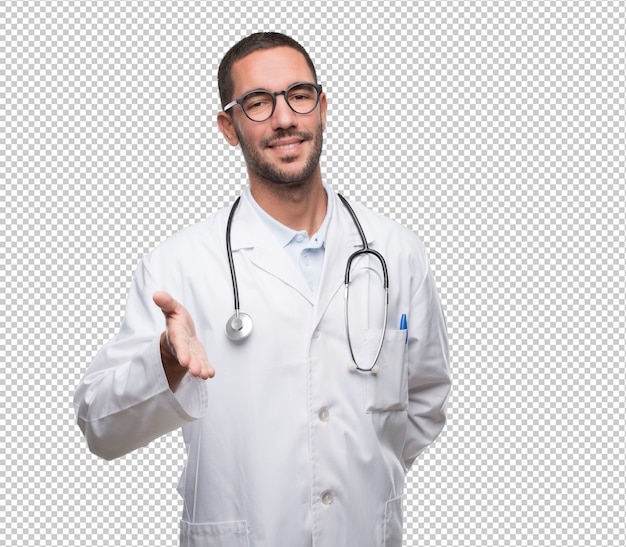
[225,311,253,341]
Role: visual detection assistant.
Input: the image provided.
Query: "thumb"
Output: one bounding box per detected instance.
[153,291,177,315]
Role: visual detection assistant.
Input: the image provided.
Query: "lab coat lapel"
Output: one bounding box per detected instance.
[229,195,315,304]
[313,192,374,328]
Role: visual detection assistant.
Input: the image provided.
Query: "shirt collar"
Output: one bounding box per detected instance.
[243,184,334,248]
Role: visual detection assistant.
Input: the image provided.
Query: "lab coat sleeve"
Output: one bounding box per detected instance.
[403,246,451,469]
[73,256,208,460]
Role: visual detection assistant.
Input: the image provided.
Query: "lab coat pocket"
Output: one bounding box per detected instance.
[363,329,408,413]
[383,495,404,546]
[179,520,249,547]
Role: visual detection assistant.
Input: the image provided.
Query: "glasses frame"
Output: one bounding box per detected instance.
[223,82,323,122]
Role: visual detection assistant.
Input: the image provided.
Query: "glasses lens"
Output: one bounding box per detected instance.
[241,91,275,122]
[287,84,320,114]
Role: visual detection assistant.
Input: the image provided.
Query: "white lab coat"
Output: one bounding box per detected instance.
[74,189,451,547]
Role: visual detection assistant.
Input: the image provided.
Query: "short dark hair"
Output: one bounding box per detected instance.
[218,32,318,109]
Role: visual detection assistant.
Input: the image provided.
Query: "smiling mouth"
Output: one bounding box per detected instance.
[269,141,303,151]
[264,132,311,153]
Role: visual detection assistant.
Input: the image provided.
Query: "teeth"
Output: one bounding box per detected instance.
[273,142,300,150]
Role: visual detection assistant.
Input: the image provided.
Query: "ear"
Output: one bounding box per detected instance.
[217,111,240,146]
[319,91,328,132]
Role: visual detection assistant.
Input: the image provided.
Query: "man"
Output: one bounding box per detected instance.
[74,32,451,547]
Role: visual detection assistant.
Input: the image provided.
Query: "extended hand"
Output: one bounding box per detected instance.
[153,291,215,388]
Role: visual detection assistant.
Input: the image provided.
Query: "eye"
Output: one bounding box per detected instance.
[288,87,314,102]
[287,84,319,111]
[242,92,273,112]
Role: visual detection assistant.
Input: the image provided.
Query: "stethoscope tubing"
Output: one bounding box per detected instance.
[226,196,242,313]
[225,193,390,372]
[338,194,389,372]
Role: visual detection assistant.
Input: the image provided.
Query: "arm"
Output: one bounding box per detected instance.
[403,251,452,469]
[73,259,211,460]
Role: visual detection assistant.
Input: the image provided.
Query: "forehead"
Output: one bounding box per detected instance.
[231,46,315,96]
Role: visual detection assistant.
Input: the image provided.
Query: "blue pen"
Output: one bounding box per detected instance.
[400,313,408,344]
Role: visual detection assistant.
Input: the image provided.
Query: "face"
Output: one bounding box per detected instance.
[217,47,328,188]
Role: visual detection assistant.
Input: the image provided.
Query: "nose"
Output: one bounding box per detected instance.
[270,92,297,130]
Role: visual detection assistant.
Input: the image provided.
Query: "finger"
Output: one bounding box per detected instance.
[186,342,215,380]
[187,359,215,379]
[197,354,216,379]
[188,355,215,380]
[153,291,177,314]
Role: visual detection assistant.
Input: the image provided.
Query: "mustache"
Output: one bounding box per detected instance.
[261,130,313,148]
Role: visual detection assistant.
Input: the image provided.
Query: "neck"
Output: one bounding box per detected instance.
[249,169,327,237]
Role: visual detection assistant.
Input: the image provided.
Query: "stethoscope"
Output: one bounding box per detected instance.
[225,193,389,373]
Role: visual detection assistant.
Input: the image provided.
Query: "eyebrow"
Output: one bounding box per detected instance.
[237,81,312,97]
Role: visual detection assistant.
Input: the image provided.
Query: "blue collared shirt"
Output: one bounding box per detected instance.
[243,185,334,293]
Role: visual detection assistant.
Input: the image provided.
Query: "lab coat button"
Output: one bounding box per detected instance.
[321,490,334,505]
[318,407,330,422]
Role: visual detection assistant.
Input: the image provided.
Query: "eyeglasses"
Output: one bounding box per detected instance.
[223,82,323,122]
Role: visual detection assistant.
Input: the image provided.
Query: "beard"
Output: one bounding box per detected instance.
[234,122,324,186]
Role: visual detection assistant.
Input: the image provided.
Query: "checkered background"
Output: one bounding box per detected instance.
[2,1,624,545]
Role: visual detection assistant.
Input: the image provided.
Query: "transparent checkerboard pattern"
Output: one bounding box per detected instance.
[2,1,624,545]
